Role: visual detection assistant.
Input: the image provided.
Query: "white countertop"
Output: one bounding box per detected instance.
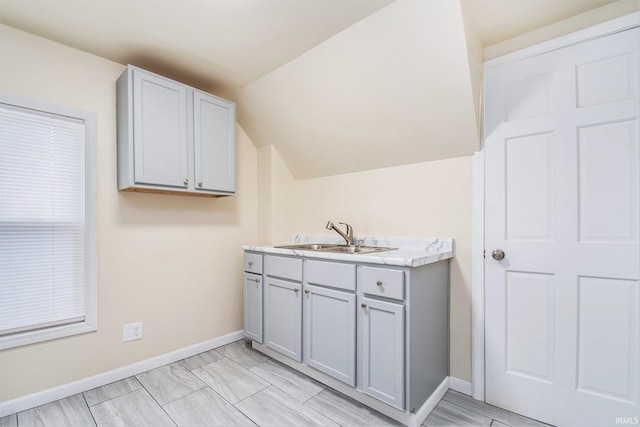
[242,234,454,267]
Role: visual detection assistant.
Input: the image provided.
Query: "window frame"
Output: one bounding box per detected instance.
[0,91,97,350]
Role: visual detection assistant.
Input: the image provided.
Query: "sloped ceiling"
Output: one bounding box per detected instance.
[461,0,620,47]
[0,0,394,94]
[232,0,479,179]
[0,0,629,179]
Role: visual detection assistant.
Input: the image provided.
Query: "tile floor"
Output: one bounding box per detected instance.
[0,339,548,427]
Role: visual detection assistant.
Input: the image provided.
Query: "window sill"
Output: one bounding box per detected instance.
[0,321,97,350]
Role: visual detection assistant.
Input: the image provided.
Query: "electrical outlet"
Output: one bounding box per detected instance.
[123,322,143,342]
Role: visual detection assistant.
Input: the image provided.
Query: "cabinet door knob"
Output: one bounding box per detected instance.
[198,182,203,188]
[253,278,260,283]
[294,288,299,293]
[376,281,383,286]
[361,303,367,309]
[248,261,253,267]
[304,290,309,294]
[183,178,189,186]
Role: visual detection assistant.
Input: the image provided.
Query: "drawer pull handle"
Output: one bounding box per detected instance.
[248,261,253,267]
[294,288,300,293]
[376,281,383,286]
[361,303,367,309]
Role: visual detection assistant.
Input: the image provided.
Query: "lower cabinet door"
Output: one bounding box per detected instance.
[264,276,302,362]
[303,284,356,386]
[359,296,405,409]
[243,272,263,343]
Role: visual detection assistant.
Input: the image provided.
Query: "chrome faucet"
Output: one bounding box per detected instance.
[326,221,353,246]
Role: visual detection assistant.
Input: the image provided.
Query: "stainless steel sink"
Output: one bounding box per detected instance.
[274,243,340,250]
[275,243,395,254]
[318,245,395,254]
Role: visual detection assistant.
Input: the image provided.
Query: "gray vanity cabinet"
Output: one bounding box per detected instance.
[303,260,357,386]
[117,65,235,196]
[243,247,450,424]
[263,255,303,362]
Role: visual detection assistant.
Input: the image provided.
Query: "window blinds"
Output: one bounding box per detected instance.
[0,103,87,336]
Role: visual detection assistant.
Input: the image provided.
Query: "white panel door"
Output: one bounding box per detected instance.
[484,28,639,426]
[132,69,188,187]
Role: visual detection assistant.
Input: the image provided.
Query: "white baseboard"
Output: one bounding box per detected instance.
[449,377,472,396]
[414,377,449,427]
[0,330,244,417]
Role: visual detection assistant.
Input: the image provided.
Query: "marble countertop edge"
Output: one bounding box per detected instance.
[242,235,454,267]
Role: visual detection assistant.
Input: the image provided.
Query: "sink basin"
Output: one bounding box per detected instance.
[274,243,395,254]
[274,243,339,250]
[319,245,396,254]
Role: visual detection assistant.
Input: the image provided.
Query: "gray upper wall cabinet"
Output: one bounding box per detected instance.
[116,65,236,197]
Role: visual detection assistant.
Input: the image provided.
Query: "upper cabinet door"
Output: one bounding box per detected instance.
[193,91,235,193]
[132,69,188,188]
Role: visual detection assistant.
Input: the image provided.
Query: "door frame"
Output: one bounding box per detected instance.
[470,11,640,402]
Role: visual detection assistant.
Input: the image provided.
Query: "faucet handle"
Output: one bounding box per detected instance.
[339,223,352,234]
[339,222,354,244]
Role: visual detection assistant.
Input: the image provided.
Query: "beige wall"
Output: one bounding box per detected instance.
[291,156,473,382]
[256,146,297,245]
[0,24,258,402]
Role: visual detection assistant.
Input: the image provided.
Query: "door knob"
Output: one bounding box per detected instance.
[491,249,505,260]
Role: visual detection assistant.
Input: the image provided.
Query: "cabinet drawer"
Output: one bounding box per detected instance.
[244,252,263,274]
[361,266,404,301]
[265,255,303,281]
[306,260,356,291]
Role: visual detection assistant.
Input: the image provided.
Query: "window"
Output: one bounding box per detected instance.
[0,92,96,350]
